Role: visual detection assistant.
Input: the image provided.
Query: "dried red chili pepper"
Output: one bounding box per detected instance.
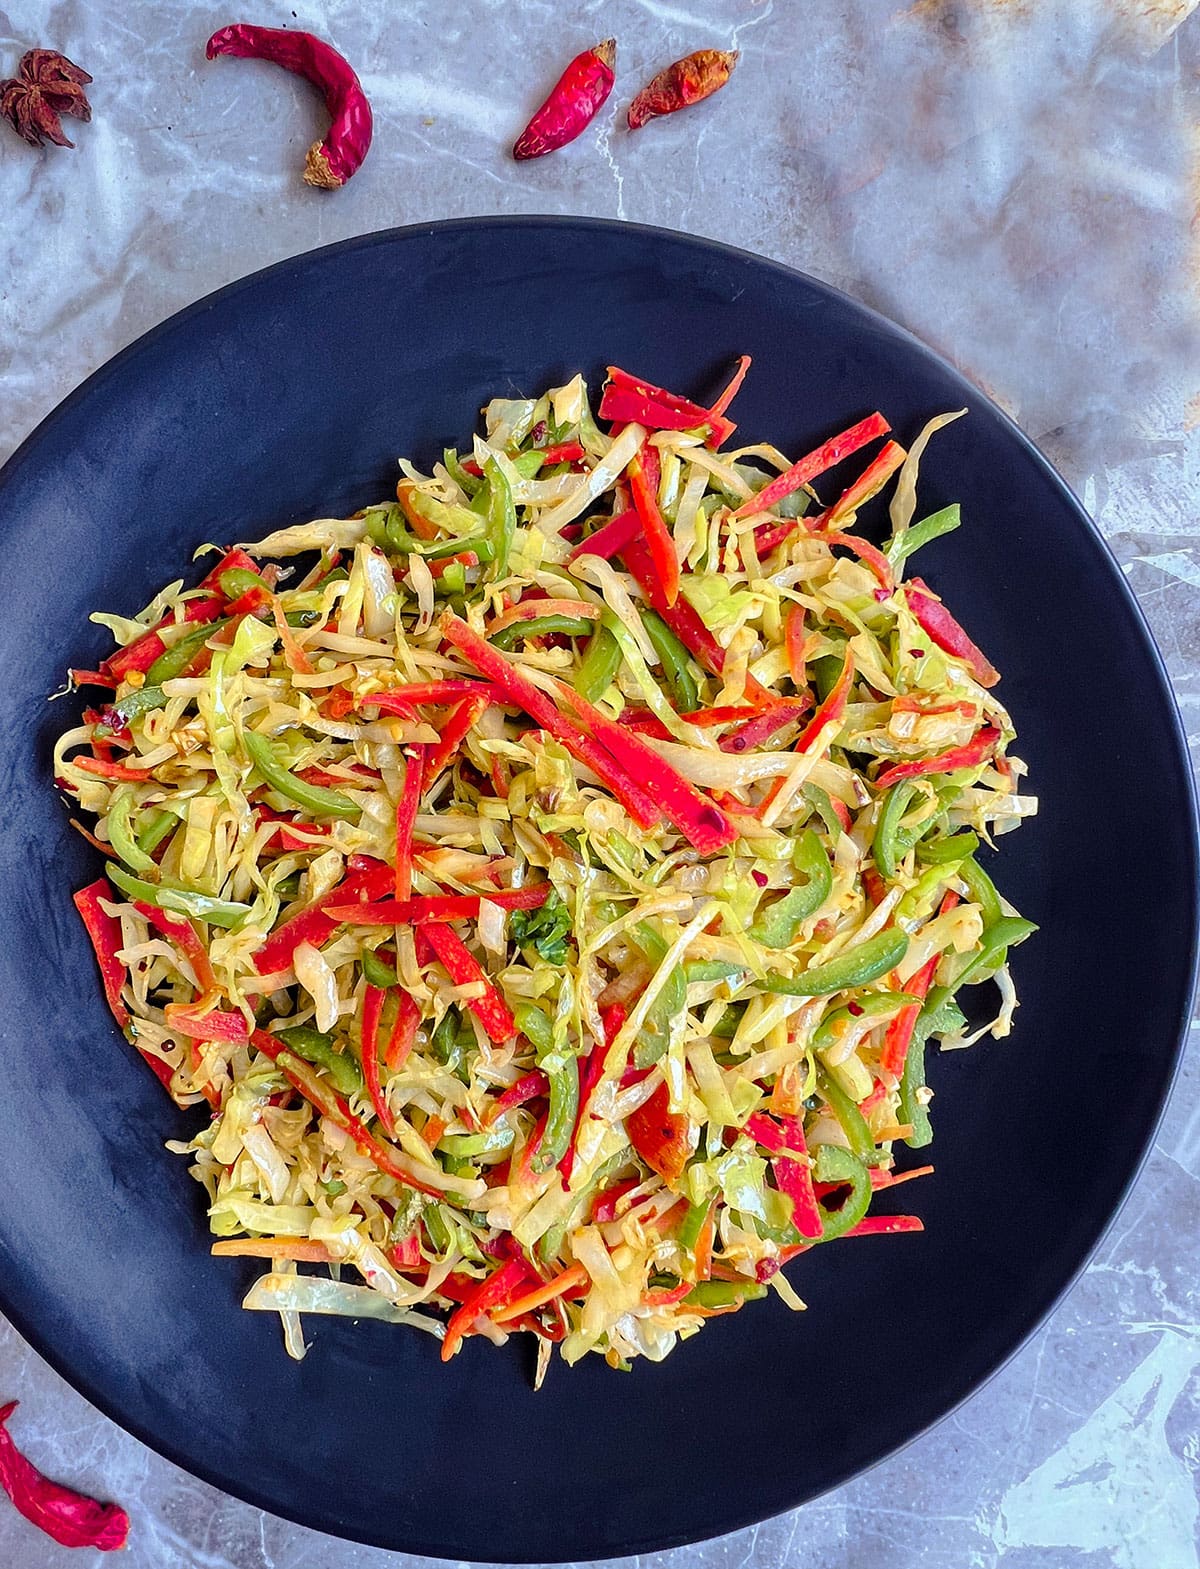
[513,39,616,160]
[206,24,372,189]
[0,49,92,149]
[0,1402,129,1551]
[627,49,738,131]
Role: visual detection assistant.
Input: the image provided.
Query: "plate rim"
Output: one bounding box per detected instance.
[1,213,1196,1561]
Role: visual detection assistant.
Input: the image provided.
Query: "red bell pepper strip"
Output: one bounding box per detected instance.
[734,411,890,520]
[163,1003,249,1044]
[719,700,811,754]
[793,649,854,753]
[538,441,587,465]
[73,880,130,1028]
[709,354,751,419]
[562,1002,627,1185]
[71,756,155,782]
[818,530,895,591]
[0,1401,129,1552]
[257,807,333,855]
[879,889,959,1077]
[394,744,425,902]
[567,507,640,562]
[591,1177,642,1223]
[621,536,725,670]
[485,1069,550,1125]
[384,989,421,1071]
[441,1256,536,1360]
[358,680,493,713]
[252,858,394,975]
[627,1082,690,1184]
[844,1215,924,1237]
[599,366,736,447]
[360,983,396,1137]
[628,443,680,607]
[419,921,515,1044]
[423,693,491,787]
[679,705,759,727]
[326,884,551,926]
[198,547,261,590]
[133,902,218,994]
[873,725,1000,791]
[441,615,662,829]
[390,1231,422,1270]
[616,708,674,741]
[295,762,381,789]
[754,439,907,555]
[906,578,1001,688]
[554,680,736,853]
[104,594,226,681]
[744,1110,824,1238]
[251,1028,448,1197]
[70,668,118,689]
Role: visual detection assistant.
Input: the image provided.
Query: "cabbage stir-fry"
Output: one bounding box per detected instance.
[58,361,1036,1374]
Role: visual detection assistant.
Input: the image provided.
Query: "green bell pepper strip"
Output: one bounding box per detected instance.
[888,503,961,564]
[490,614,593,650]
[896,861,964,923]
[633,966,686,1068]
[483,455,517,578]
[440,1127,514,1160]
[812,1143,872,1239]
[533,1054,580,1173]
[106,787,159,876]
[134,806,177,855]
[443,447,483,497]
[510,449,546,479]
[813,991,918,1051]
[816,1067,875,1162]
[217,567,265,602]
[800,783,847,839]
[513,1000,555,1056]
[276,1026,364,1098]
[899,1034,934,1148]
[105,862,251,929]
[685,1280,768,1309]
[811,653,845,703]
[960,855,1004,929]
[421,534,496,562]
[761,927,909,997]
[918,829,979,864]
[641,609,699,712]
[677,1196,714,1255]
[575,625,622,702]
[873,781,917,880]
[146,619,231,685]
[748,831,834,949]
[243,731,360,821]
[104,685,168,728]
[361,948,397,989]
[684,960,744,984]
[922,915,1037,1020]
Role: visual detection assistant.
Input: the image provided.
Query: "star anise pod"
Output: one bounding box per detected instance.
[0,49,93,149]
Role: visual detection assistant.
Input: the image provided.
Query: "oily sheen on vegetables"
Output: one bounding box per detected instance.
[57,361,1036,1377]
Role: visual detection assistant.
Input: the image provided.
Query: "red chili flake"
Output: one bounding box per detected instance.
[627,49,738,131]
[0,49,92,148]
[206,24,372,188]
[0,1402,129,1551]
[513,39,616,160]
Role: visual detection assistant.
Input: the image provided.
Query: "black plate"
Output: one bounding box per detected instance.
[0,219,1194,1562]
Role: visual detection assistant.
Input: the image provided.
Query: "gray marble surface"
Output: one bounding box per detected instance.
[1,0,1198,1564]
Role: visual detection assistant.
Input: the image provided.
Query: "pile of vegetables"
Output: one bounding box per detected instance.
[58,360,1035,1377]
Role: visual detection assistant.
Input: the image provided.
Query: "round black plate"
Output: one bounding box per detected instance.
[0,219,1194,1562]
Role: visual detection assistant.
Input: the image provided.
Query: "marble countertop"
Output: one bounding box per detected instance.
[2,1,1198,1565]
